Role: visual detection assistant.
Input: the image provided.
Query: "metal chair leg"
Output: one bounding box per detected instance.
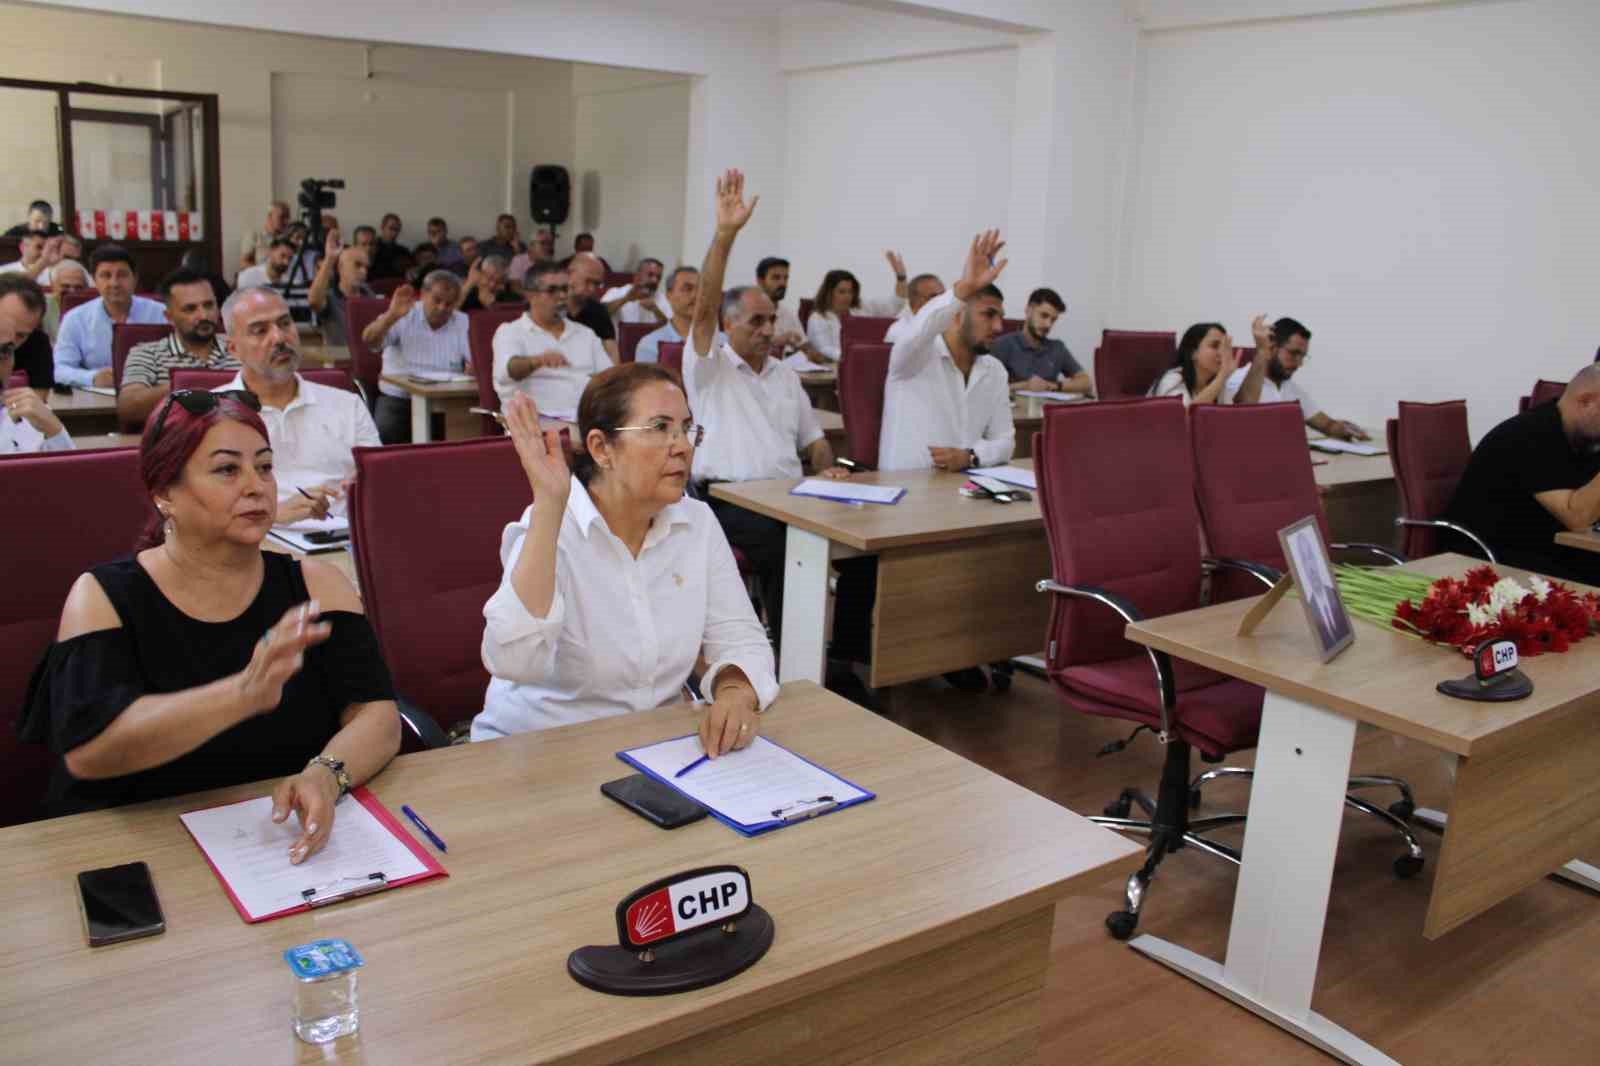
[1346,774,1418,819]
[1344,794,1426,878]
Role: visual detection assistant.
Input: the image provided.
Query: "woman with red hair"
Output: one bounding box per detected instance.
[20,390,399,861]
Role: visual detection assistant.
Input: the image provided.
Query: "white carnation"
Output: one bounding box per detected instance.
[1530,576,1552,601]
[1488,577,1529,614]
[1466,602,1497,627]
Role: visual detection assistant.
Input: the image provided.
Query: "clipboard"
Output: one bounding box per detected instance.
[180,787,448,923]
[617,735,876,836]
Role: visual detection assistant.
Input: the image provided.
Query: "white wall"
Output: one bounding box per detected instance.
[1117,0,1600,437]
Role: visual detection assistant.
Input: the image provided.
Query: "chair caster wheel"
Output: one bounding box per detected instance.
[1393,854,1424,879]
[1103,797,1132,819]
[1388,799,1415,820]
[1188,788,1202,810]
[1105,911,1138,941]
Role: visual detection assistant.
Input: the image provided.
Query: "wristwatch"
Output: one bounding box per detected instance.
[967,448,979,468]
[307,755,351,798]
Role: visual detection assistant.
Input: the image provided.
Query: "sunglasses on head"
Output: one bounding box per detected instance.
[150,388,262,441]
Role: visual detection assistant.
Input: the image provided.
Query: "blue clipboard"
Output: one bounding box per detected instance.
[616,735,876,836]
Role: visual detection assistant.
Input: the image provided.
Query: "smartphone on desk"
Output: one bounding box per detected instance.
[304,530,350,545]
[77,861,166,947]
[601,774,708,829]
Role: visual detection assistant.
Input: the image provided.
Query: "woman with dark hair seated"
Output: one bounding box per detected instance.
[1149,316,1271,406]
[472,363,777,758]
[20,390,400,861]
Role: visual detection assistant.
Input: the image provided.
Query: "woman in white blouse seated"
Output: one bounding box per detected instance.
[801,269,862,366]
[1148,316,1271,406]
[471,363,778,758]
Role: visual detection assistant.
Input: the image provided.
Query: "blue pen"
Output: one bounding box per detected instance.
[401,804,447,853]
[675,754,711,779]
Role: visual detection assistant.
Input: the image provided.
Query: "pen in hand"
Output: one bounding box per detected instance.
[675,754,710,779]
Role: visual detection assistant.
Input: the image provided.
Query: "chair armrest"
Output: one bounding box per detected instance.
[1036,579,1175,735]
[1330,541,1407,566]
[1203,556,1280,589]
[396,696,450,750]
[1394,518,1496,563]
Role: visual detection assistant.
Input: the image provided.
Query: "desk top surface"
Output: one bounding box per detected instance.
[1125,553,1600,757]
[378,374,479,398]
[1554,528,1600,554]
[45,387,118,412]
[0,683,1137,1066]
[710,462,1042,552]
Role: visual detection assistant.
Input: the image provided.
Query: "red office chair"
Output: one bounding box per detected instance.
[1034,396,1260,939]
[603,271,633,291]
[369,277,405,297]
[57,288,97,319]
[798,298,814,328]
[1093,329,1177,399]
[1187,402,1425,872]
[344,296,389,403]
[467,308,523,435]
[0,448,149,825]
[170,368,356,394]
[1001,317,1024,336]
[111,323,172,389]
[1233,346,1256,368]
[840,315,894,348]
[618,321,656,364]
[1527,378,1564,409]
[1387,399,1490,560]
[659,342,684,377]
[837,342,891,469]
[349,437,532,736]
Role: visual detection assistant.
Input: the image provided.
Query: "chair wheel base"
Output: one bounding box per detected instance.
[1393,854,1424,879]
[1106,910,1139,941]
[1104,794,1133,819]
[1388,799,1415,820]
[1188,788,1202,809]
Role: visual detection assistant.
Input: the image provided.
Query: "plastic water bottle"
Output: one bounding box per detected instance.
[284,938,364,1043]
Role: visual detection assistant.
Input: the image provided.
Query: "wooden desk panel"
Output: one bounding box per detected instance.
[47,388,119,435]
[1554,528,1600,553]
[1314,451,1399,548]
[799,371,838,412]
[0,683,1139,1066]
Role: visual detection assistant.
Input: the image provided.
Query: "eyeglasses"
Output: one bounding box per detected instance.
[532,284,569,296]
[150,388,262,441]
[613,418,705,448]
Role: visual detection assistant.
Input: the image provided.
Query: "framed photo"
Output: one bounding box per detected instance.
[1277,516,1355,662]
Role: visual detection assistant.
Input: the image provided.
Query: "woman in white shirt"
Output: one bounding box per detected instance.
[471,363,778,758]
[1149,317,1273,406]
[803,269,861,364]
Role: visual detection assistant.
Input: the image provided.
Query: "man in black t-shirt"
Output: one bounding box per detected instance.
[1443,367,1600,584]
[0,274,52,388]
[565,252,619,363]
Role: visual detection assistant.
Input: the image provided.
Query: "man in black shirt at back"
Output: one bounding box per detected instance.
[565,252,619,364]
[1444,366,1600,584]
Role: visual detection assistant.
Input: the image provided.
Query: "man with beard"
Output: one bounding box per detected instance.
[755,256,825,365]
[364,270,473,443]
[1222,316,1367,441]
[685,170,850,655]
[118,268,240,426]
[369,213,411,281]
[1443,364,1600,586]
[218,287,381,523]
[992,287,1091,396]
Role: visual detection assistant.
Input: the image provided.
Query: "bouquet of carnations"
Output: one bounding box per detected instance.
[1334,564,1600,658]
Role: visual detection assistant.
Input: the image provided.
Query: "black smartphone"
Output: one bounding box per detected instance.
[304,529,350,545]
[601,773,708,829]
[77,862,165,947]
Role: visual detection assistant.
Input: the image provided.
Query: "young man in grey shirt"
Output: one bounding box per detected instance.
[991,287,1092,396]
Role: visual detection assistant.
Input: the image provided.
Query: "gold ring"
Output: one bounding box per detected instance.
[739,724,749,733]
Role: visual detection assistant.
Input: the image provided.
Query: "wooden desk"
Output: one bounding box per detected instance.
[378,374,479,443]
[1122,553,1600,1064]
[818,403,1042,462]
[1313,448,1399,548]
[46,387,119,435]
[302,343,351,367]
[73,431,141,450]
[262,538,358,590]
[798,370,838,412]
[1554,527,1600,553]
[0,683,1140,1066]
[711,466,1049,688]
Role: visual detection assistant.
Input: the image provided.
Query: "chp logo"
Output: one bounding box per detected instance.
[616,865,753,951]
[1473,639,1519,682]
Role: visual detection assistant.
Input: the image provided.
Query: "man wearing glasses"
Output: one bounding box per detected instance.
[1222,316,1368,441]
[0,310,72,452]
[491,261,612,417]
[682,169,850,655]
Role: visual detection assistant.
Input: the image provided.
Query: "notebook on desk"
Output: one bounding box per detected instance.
[267,515,350,553]
[791,479,905,505]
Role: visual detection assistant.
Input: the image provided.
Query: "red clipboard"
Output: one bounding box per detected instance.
[182,786,447,924]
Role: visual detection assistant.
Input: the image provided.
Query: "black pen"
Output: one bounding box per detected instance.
[296,486,316,501]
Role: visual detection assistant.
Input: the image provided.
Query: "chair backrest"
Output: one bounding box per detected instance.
[837,342,892,469]
[1002,317,1024,336]
[1037,396,1201,667]
[349,437,532,732]
[1529,378,1564,408]
[111,323,172,391]
[1093,329,1177,399]
[659,342,684,376]
[798,298,814,328]
[617,321,656,364]
[344,296,390,398]
[369,277,405,297]
[1233,346,1256,368]
[5,372,27,390]
[1190,403,1330,603]
[0,448,149,825]
[603,271,633,291]
[58,288,97,319]
[841,315,894,348]
[1389,399,1473,559]
[170,368,355,394]
[468,308,523,435]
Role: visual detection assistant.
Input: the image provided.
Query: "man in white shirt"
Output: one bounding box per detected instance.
[219,286,381,523]
[236,237,295,290]
[599,258,671,326]
[756,256,828,368]
[362,270,473,443]
[1221,316,1368,441]
[0,233,47,279]
[492,260,611,416]
[877,231,1014,472]
[686,170,850,652]
[1,311,72,453]
[884,271,945,344]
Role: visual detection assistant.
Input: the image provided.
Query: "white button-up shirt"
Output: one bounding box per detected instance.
[218,372,381,503]
[600,285,672,326]
[882,306,915,344]
[1,413,72,453]
[472,477,779,739]
[491,313,610,414]
[379,305,472,398]
[683,332,824,483]
[1222,365,1319,419]
[878,290,1015,472]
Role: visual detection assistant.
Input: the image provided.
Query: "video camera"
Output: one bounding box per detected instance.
[296,178,345,245]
